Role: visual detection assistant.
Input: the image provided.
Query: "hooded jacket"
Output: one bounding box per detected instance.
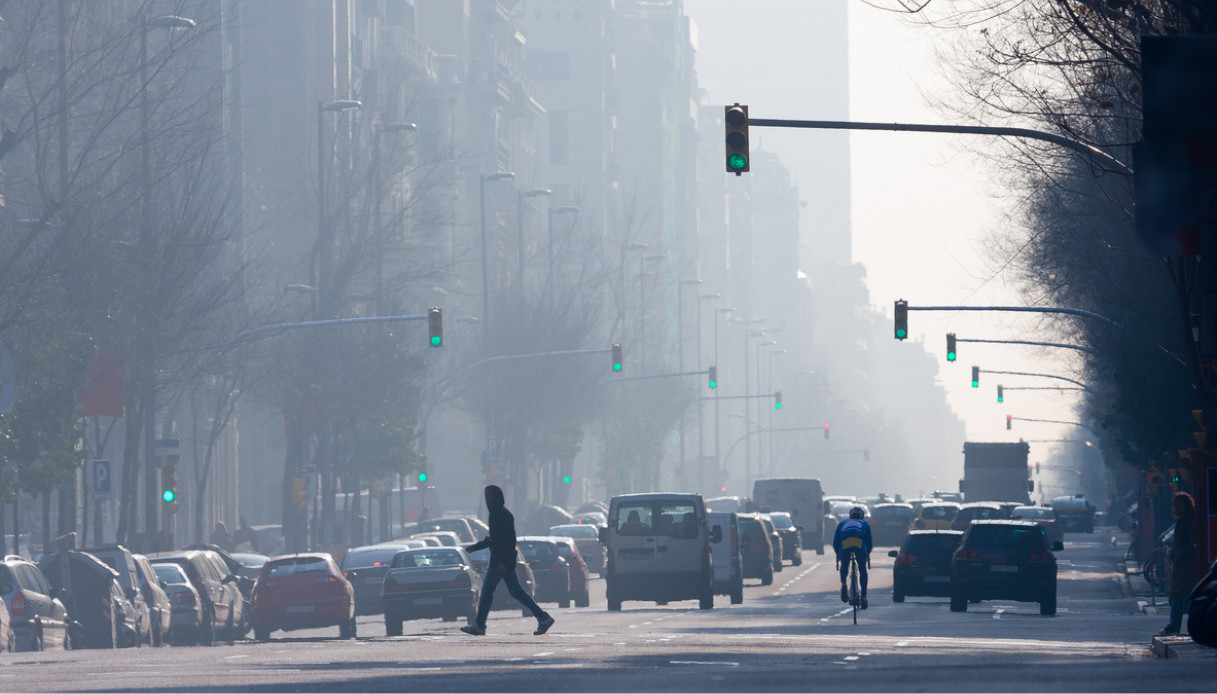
[467,486,519,568]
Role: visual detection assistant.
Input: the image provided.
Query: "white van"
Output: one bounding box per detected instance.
[752,478,825,554]
[707,512,743,605]
[600,493,714,611]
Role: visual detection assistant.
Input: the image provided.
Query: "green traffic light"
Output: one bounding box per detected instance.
[896,328,908,339]
[971,380,979,388]
[708,380,717,389]
[947,351,956,361]
[562,475,572,484]
[161,489,177,503]
[728,153,748,171]
[430,335,442,346]
[774,402,782,410]
[613,363,621,372]
[418,472,428,483]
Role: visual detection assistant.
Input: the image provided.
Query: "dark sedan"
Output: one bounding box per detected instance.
[764,512,803,565]
[381,548,479,635]
[342,544,417,616]
[950,520,1057,615]
[870,503,914,547]
[890,530,963,602]
[517,537,571,608]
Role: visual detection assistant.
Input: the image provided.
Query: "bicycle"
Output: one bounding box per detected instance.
[847,553,861,624]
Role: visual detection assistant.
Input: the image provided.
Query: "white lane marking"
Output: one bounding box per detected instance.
[895,641,909,647]
[223,654,249,660]
[670,660,739,667]
[820,607,853,622]
[533,652,555,657]
[774,562,821,596]
[628,624,638,629]
[994,608,1005,620]
[228,669,301,674]
[369,667,442,672]
[858,652,871,656]
[843,656,859,661]
[643,621,653,625]
[613,642,626,646]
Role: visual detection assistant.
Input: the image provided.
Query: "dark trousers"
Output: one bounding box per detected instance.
[839,548,869,596]
[1165,595,1188,633]
[475,565,548,628]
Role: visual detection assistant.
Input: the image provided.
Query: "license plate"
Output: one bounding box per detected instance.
[414,597,442,606]
[922,575,950,583]
[366,576,382,585]
[285,605,315,613]
[990,565,1018,573]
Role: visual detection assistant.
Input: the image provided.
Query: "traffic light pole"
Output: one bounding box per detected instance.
[746,117,1131,175]
[957,337,1095,355]
[226,313,432,346]
[606,369,710,385]
[981,368,1088,390]
[1008,416,1099,435]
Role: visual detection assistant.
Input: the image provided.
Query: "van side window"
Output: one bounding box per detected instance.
[658,504,697,538]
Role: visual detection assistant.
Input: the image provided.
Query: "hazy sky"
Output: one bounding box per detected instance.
[689,1,1085,454]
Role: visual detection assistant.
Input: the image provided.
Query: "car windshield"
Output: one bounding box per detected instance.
[265,557,329,576]
[393,549,463,568]
[1011,507,1052,520]
[550,524,597,538]
[153,563,189,585]
[768,514,793,529]
[342,547,402,569]
[906,533,962,554]
[518,542,559,564]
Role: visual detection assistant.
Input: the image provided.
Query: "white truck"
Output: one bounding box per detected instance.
[751,478,825,554]
[959,442,1033,504]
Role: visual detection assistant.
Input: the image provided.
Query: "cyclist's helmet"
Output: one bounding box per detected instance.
[849,506,866,520]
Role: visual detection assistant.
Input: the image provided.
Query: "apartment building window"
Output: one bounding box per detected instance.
[549,110,569,166]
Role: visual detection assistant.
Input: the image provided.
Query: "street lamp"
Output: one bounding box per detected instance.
[547,205,579,282]
[479,171,515,341]
[517,188,551,292]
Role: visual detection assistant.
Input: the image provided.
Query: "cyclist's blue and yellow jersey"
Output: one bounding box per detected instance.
[832,519,873,558]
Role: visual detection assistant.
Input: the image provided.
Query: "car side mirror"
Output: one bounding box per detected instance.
[598,527,608,544]
[888,550,898,558]
[709,527,723,544]
[1052,541,1064,552]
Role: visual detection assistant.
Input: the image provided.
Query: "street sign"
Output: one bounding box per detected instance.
[92,460,112,500]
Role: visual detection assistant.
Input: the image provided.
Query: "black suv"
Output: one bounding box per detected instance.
[950,520,1057,615]
[737,514,775,585]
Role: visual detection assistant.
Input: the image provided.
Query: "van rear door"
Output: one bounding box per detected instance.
[609,500,658,574]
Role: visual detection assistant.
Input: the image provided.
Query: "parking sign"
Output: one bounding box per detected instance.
[92,460,112,500]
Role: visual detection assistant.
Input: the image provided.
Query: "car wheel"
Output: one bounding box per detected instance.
[198,611,216,646]
[1039,590,1057,616]
[893,592,905,603]
[150,616,160,648]
[31,627,43,652]
[950,590,968,612]
[731,577,744,605]
[466,602,479,625]
[559,594,571,609]
[761,568,773,586]
[792,553,803,567]
[62,627,72,651]
[607,586,622,612]
[226,610,236,644]
[576,590,590,608]
[339,616,356,639]
[816,541,825,556]
[255,627,270,641]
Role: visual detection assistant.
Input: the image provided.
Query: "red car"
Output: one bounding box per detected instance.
[251,553,355,641]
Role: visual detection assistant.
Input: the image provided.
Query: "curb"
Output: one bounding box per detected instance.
[1152,635,1217,659]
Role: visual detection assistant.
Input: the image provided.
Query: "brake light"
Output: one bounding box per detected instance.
[895,553,917,565]
[11,591,25,618]
[443,574,472,589]
[383,577,404,593]
[1029,552,1053,562]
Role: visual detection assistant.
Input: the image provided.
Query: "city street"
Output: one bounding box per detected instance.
[7,529,1212,692]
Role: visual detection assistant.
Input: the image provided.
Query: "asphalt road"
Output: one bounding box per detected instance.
[6,528,1215,692]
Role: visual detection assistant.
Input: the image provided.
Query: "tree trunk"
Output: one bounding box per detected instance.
[117,383,142,545]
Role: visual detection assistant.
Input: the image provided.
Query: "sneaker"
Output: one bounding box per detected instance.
[459,625,485,636]
[534,615,556,636]
[861,596,868,610]
[1157,628,1180,636]
[840,585,848,603]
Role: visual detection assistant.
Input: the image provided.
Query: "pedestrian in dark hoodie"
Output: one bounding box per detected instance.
[461,485,555,636]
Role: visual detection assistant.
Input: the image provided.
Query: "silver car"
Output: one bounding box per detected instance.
[0,558,68,651]
[380,547,480,635]
[151,562,201,645]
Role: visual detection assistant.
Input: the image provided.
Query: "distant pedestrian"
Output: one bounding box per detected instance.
[1161,492,1198,635]
[210,521,233,552]
[460,485,555,636]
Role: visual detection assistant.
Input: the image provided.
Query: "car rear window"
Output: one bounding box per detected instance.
[965,525,1046,551]
[518,542,559,564]
[922,505,958,520]
[905,534,962,554]
[153,564,189,584]
[872,506,913,521]
[958,507,1002,521]
[1011,507,1052,520]
[265,557,329,576]
[550,525,597,538]
[392,549,463,568]
[342,547,400,569]
[768,514,793,529]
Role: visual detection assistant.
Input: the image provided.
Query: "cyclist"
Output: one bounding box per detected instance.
[833,506,873,609]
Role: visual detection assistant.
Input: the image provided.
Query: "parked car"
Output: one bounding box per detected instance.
[0,557,69,650]
[230,553,269,582]
[516,537,572,608]
[547,537,591,607]
[549,524,606,576]
[109,581,144,647]
[707,512,744,604]
[381,547,480,635]
[400,518,479,544]
[950,520,1058,615]
[408,531,462,548]
[601,493,714,611]
[79,546,151,646]
[737,513,775,586]
[764,512,803,565]
[150,562,202,645]
[1050,495,1097,533]
[759,516,784,573]
[870,503,914,547]
[569,512,607,527]
[465,547,536,615]
[251,553,355,640]
[342,544,416,616]
[149,549,244,644]
[888,530,963,603]
[912,502,960,531]
[39,551,123,649]
[950,502,1006,532]
[132,554,172,647]
[1009,506,1065,549]
[1186,558,1217,647]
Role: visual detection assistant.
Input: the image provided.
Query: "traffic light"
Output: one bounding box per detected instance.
[997,385,1004,403]
[1035,461,1040,475]
[292,478,308,511]
[823,422,830,440]
[159,464,178,504]
[971,366,980,388]
[946,333,957,362]
[708,365,717,389]
[427,307,442,347]
[863,446,870,462]
[774,391,782,410]
[894,300,908,340]
[562,475,572,485]
[611,343,622,372]
[1006,414,1012,430]
[724,103,750,175]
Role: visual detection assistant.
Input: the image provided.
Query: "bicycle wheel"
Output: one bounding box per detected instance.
[850,558,860,625]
